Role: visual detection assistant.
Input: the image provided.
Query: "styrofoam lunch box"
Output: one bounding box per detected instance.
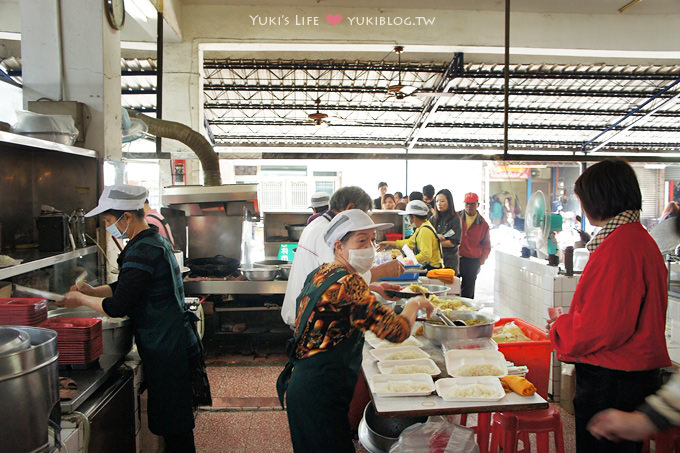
[369,345,430,362]
[369,373,435,397]
[435,377,506,401]
[444,350,508,377]
[377,358,441,376]
[364,331,423,349]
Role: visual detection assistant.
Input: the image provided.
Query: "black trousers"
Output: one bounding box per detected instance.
[459,257,481,299]
[163,430,196,453]
[574,363,662,453]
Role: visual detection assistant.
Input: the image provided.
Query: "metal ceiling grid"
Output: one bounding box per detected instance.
[202,58,680,152]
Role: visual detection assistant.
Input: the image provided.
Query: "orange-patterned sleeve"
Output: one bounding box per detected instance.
[341,274,411,342]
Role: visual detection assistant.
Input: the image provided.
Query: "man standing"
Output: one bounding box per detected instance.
[458,193,491,299]
[307,192,330,225]
[281,186,404,327]
[374,182,388,210]
[422,184,435,209]
[144,199,175,247]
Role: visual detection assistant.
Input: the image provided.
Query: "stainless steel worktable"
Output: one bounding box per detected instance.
[183,278,288,295]
[59,354,124,414]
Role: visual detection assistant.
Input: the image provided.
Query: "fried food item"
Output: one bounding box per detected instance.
[429,295,476,311]
[407,283,430,294]
[415,325,425,336]
[499,376,536,396]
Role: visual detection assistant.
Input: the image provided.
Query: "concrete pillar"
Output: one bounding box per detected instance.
[20,0,121,160]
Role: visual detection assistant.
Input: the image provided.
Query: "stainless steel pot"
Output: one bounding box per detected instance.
[0,326,59,453]
[0,327,30,356]
[362,401,427,452]
[49,308,133,358]
[285,224,306,241]
[241,266,280,281]
[423,312,499,346]
[278,263,292,280]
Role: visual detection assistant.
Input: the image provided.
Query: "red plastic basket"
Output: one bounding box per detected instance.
[384,233,403,241]
[494,318,553,399]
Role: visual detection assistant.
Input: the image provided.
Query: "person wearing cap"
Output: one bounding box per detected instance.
[458,192,491,299]
[374,181,388,210]
[144,199,175,247]
[282,186,404,328]
[307,191,330,225]
[378,200,444,270]
[60,184,211,453]
[277,209,433,452]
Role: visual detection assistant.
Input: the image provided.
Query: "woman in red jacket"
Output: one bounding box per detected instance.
[548,159,670,453]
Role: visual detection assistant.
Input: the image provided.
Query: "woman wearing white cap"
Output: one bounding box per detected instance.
[60,184,211,453]
[277,209,433,452]
[378,200,444,270]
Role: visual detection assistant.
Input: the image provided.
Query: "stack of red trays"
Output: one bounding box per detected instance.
[0,298,48,326]
[39,318,103,365]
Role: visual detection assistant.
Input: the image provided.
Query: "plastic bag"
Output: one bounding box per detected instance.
[12,110,79,145]
[389,416,479,453]
[492,321,530,343]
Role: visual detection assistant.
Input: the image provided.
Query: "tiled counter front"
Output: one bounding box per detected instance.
[494,250,581,401]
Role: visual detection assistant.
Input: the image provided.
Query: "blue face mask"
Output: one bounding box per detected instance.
[106,215,129,239]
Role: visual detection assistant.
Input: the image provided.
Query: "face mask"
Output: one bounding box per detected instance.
[106,215,129,239]
[348,247,376,274]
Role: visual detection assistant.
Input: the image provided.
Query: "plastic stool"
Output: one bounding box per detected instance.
[460,413,492,453]
[643,426,680,453]
[489,405,565,453]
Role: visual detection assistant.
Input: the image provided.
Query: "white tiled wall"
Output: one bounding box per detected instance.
[494,250,581,401]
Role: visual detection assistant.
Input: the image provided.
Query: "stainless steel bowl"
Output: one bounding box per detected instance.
[285,224,306,242]
[278,263,292,280]
[241,266,280,281]
[421,284,449,296]
[362,402,426,452]
[423,312,499,346]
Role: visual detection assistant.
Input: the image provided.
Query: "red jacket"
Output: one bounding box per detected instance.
[550,222,670,371]
[458,211,491,264]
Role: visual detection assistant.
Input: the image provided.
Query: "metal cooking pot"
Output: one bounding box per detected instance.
[241,266,280,281]
[0,327,30,356]
[423,312,499,346]
[363,401,427,452]
[185,255,240,277]
[278,263,292,280]
[285,224,306,242]
[0,326,59,453]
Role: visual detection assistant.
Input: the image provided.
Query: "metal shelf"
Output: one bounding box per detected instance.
[0,246,98,280]
[0,131,97,158]
[183,279,288,295]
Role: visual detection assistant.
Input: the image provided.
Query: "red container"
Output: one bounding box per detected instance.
[494,318,553,398]
[384,233,403,241]
[0,298,48,326]
[40,318,103,340]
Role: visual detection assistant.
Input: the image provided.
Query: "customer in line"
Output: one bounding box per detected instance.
[144,198,175,247]
[547,159,670,453]
[458,192,491,298]
[381,193,397,210]
[374,182,388,210]
[278,209,433,452]
[379,200,443,270]
[307,191,330,224]
[422,184,435,209]
[409,191,423,201]
[281,186,403,328]
[61,185,210,453]
[394,191,404,205]
[430,189,461,273]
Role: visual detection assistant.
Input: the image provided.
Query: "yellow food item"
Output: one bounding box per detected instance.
[407,283,430,294]
[429,295,476,311]
[499,376,536,396]
[415,325,425,336]
[426,268,455,284]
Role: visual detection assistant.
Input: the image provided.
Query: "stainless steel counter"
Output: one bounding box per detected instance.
[59,354,124,414]
[183,279,288,295]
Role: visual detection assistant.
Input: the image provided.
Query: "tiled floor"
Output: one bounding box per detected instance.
[195,347,578,453]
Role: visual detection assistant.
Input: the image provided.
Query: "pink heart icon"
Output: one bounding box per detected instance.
[326,14,342,26]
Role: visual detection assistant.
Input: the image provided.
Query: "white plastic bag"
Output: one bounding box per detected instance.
[12,110,79,145]
[389,416,479,453]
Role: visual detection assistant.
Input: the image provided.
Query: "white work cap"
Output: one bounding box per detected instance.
[85,184,148,217]
[400,200,430,217]
[324,209,393,247]
[309,192,330,208]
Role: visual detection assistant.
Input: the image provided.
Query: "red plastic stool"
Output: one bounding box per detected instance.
[489,405,565,453]
[459,413,492,453]
[643,426,680,453]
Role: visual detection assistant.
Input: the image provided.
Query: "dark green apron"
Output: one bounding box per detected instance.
[276,267,365,453]
[134,236,202,436]
[414,224,444,270]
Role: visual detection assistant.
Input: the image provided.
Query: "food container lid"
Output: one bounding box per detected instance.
[0,326,31,356]
[444,349,508,377]
[442,338,498,352]
[368,373,435,397]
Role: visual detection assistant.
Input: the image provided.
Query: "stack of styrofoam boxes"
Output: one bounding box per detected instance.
[494,250,581,401]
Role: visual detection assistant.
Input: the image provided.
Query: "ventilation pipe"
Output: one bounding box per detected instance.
[127,110,222,186]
